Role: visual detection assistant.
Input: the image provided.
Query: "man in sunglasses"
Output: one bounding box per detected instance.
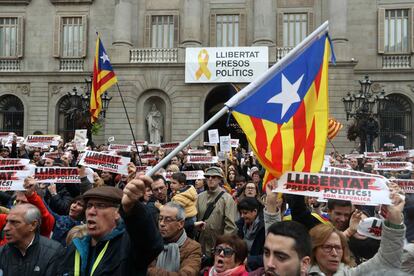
[57,175,163,275]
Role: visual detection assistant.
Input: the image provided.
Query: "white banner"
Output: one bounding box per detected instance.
[0,158,30,167]
[24,135,61,148]
[160,142,180,149]
[79,150,130,175]
[0,170,32,191]
[187,155,219,164]
[374,162,413,171]
[382,150,414,159]
[34,167,80,183]
[392,179,414,194]
[274,171,391,206]
[364,152,386,159]
[185,47,268,83]
[183,170,205,180]
[108,144,132,152]
[187,149,210,155]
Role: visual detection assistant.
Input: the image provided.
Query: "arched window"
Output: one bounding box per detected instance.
[57,95,85,142]
[378,94,412,149]
[0,95,24,136]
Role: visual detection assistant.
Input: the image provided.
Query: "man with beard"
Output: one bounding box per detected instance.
[57,175,163,275]
[250,221,311,276]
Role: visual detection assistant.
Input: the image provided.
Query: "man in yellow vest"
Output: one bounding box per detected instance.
[57,175,163,275]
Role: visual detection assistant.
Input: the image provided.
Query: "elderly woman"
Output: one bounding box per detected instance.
[204,234,248,276]
[308,192,406,276]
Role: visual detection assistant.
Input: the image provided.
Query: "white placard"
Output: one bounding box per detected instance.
[187,155,219,164]
[220,136,231,152]
[185,47,268,83]
[79,150,130,175]
[0,170,33,191]
[208,129,219,144]
[183,170,205,180]
[230,139,239,148]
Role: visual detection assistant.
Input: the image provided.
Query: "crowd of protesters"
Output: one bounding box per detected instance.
[0,134,413,276]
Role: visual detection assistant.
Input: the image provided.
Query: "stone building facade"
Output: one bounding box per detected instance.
[0,0,413,153]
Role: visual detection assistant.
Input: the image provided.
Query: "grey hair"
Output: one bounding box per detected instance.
[14,203,41,229]
[165,201,186,221]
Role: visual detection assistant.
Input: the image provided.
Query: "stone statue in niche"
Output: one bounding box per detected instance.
[146,104,163,144]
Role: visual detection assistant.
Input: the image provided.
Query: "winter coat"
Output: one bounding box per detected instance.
[308,223,405,276]
[56,202,163,276]
[196,187,237,257]
[0,233,62,276]
[147,237,202,276]
[172,185,198,218]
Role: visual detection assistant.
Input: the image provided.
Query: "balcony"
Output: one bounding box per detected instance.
[130,48,178,63]
[60,58,84,72]
[276,47,293,61]
[0,59,20,72]
[382,54,411,69]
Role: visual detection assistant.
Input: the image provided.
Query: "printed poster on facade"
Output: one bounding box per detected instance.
[185,47,268,83]
[79,150,130,175]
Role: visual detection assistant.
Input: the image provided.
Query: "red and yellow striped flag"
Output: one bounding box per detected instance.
[328,117,343,140]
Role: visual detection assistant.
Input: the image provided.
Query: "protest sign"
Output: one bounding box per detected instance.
[274,171,391,206]
[321,166,387,180]
[34,167,80,183]
[183,170,205,180]
[0,165,32,171]
[217,151,226,161]
[108,136,115,143]
[0,170,32,191]
[364,152,385,159]
[24,135,61,148]
[108,144,132,152]
[203,142,216,147]
[220,136,231,152]
[230,139,239,148]
[160,142,179,149]
[79,150,130,175]
[382,149,414,159]
[374,162,413,171]
[42,152,63,160]
[344,153,364,159]
[0,158,30,167]
[188,149,210,155]
[392,179,414,194]
[208,129,219,144]
[330,163,352,170]
[187,155,219,164]
[135,166,152,173]
[133,140,148,146]
[74,129,88,151]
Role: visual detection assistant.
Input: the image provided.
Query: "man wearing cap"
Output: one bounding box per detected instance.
[196,166,237,258]
[57,175,163,275]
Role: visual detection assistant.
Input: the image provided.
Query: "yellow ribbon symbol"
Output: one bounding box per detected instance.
[195,49,211,80]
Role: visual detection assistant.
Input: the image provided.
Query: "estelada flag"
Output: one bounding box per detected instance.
[328,117,343,140]
[228,31,334,180]
[90,34,117,123]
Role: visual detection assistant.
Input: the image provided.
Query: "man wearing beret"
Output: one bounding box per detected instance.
[57,174,163,276]
[196,166,237,258]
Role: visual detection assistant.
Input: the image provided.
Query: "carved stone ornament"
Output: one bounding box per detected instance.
[407,84,414,93]
[371,82,383,93]
[50,0,93,4]
[0,0,31,5]
[51,85,63,95]
[0,83,30,96]
[16,84,30,96]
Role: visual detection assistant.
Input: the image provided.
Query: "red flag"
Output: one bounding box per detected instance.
[328,118,343,140]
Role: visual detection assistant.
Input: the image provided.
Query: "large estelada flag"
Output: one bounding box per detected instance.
[228,29,334,180]
[90,35,118,123]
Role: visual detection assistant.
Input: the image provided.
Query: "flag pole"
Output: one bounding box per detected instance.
[115,83,142,165]
[146,107,229,176]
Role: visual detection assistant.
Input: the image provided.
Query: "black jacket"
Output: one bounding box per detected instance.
[0,233,63,276]
[57,201,163,276]
[236,213,265,271]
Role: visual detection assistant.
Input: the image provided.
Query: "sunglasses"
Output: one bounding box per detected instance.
[212,246,235,257]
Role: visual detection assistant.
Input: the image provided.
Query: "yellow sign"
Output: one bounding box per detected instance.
[195,49,211,80]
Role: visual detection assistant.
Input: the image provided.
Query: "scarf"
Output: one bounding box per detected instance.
[156,230,187,272]
[208,264,248,276]
[243,216,261,251]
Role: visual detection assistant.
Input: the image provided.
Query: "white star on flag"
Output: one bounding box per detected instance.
[267,74,304,119]
[100,52,110,64]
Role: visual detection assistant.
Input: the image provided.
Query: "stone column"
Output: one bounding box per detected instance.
[253,0,274,46]
[181,0,202,47]
[329,0,350,61]
[113,0,132,47]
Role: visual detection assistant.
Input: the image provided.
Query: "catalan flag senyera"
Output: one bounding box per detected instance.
[227,31,335,181]
[90,35,117,123]
[328,117,343,140]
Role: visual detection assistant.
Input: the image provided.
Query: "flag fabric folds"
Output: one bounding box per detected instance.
[90,35,118,123]
[328,117,343,140]
[230,33,334,180]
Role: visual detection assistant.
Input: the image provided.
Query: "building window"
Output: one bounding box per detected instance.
[0,95,24,136]
[151,15,174,48]
[216,15,239,47]
[61,17,84,58]
[0,17,18,57]
[379,94,412,149]
[384,9,409,53]
[283,13,307,47]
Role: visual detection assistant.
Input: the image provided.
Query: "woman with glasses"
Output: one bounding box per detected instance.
[308,192,406,276]
[204,234,248,276]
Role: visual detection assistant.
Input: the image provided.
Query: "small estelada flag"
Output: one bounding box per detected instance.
[328,117,343,140]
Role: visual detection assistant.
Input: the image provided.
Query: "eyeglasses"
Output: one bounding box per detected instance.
[86,202,119,210]
[212,246,235,257]
[158,216,179,224]
[320,244,343,254]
